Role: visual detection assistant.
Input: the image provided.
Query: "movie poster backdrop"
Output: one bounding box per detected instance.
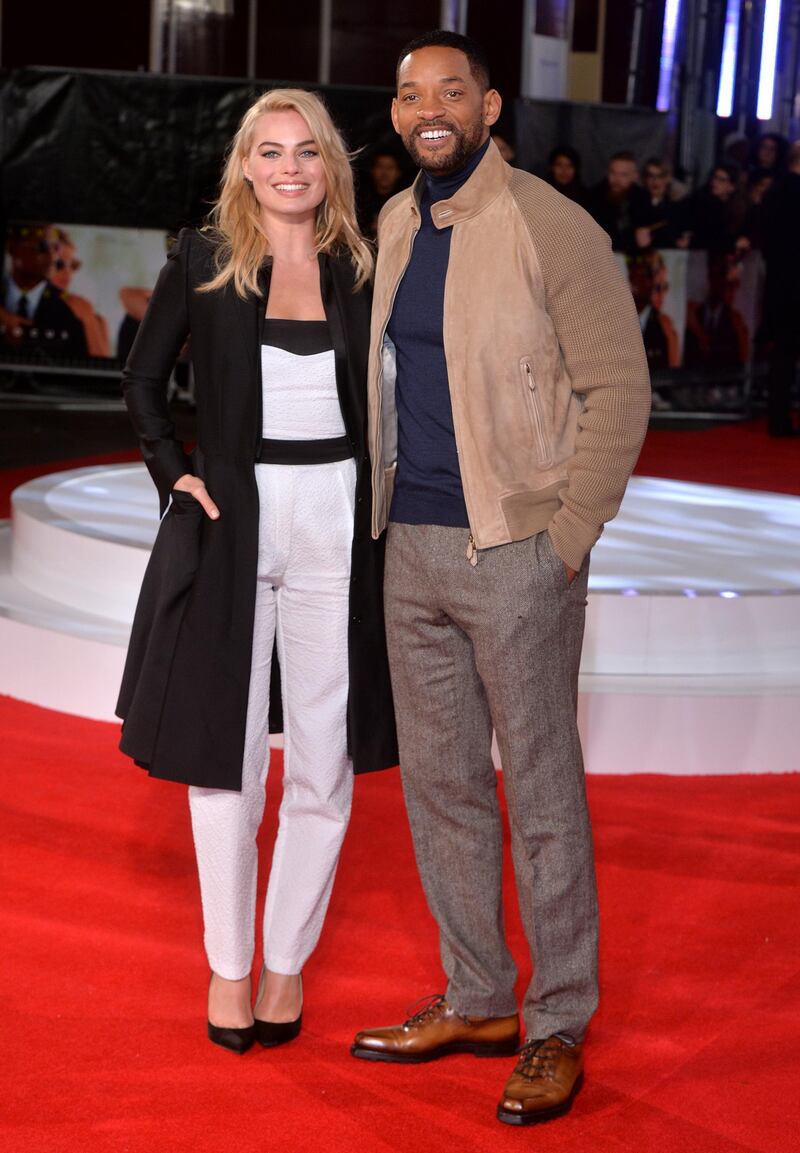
[616,248,764,404]
[2,219,767,415]
[1,222,170,365]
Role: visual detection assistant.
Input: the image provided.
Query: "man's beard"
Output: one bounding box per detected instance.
[403,120,484,175]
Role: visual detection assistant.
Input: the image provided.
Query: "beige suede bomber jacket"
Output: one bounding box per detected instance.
[367,139,652,572]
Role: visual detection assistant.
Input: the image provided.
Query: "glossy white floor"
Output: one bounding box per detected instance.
[1,464,798,773]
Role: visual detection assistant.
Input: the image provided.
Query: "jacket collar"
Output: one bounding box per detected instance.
[406,138,511,230]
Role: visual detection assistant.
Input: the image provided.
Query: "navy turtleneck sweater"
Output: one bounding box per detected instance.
[387,137,490,528]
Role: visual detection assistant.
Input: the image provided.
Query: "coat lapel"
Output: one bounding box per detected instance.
[230,261,271,380]
[321,252,360,452]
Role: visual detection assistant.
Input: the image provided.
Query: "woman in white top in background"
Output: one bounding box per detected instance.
[116,89,397,1053]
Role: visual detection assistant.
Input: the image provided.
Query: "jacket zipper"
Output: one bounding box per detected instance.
[520,357,552,467]
[371,219,419,538]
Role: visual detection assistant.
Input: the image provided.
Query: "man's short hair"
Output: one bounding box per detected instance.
[396,30,490,92]
[6,221,50,244]
[609,150,637,166]
[643,157,666,175]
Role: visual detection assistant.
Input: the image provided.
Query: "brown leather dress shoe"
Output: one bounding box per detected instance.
[497,1034,584,1125]
[350,994,519,1064]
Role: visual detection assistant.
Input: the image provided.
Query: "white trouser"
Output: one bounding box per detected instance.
[188,458,356,979]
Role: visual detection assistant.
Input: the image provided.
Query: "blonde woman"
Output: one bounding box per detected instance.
[116,90,397,1054]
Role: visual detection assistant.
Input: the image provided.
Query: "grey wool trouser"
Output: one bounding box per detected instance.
[384,523,599,1042]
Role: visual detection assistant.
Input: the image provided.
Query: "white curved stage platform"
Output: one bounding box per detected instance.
[1,464,799,774]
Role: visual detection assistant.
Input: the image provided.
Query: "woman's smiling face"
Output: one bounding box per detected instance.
[242,109,327,222]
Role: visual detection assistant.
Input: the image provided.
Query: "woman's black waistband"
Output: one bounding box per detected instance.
[256,436,353,465]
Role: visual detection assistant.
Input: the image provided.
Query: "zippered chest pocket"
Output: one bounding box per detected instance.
[519,357,553,467]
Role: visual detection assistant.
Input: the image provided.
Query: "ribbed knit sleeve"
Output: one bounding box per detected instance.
[510,173,652,570]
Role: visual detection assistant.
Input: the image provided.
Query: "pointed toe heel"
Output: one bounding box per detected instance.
[207,1021,257,1054]
[254,1013,302,1048]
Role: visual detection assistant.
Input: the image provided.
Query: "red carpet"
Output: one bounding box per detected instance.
[633,418,800,496]
[1,422,798,1150]
[1,696,798,1153]
[0,450,138,519]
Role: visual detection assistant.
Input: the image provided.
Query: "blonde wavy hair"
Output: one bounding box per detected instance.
[200,88,373,297]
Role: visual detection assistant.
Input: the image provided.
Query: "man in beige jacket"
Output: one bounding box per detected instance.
[350,31,650,1126]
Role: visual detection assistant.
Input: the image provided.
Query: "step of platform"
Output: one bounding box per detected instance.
[1,465,798,773]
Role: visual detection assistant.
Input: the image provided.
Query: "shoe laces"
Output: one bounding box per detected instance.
[515,1034,572,1082]
[401,993,449,1030]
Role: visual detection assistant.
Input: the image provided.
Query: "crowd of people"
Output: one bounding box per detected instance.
[356,130,798,256]
[545,132,796,262]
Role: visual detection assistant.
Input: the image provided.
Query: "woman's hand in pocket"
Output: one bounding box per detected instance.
[173,473,220,520]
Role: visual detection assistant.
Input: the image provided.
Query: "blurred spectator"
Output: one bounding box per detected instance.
[750,132,788,180]
[721,132,751,196]
[722,132,750,170]
[47,227,110,357]
[684,252,749,371]
[587,151,647,252]
[491,131,516,164]
[1,222,88,356]
[664,161,689,202]
[546,146,588,206]
[357,147,406,239]
[738,169,775,253]
[683,164,746,254]
[761,140,800,436]
[632,158,690,249]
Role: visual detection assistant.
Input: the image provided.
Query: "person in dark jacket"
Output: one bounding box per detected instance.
[683,163,746,254]
[749,132,788,181]
[356,145,406,239]
[545,146,588,206]
[586,151,647,251]
[117,88,397,1055]
[632,158,689,250]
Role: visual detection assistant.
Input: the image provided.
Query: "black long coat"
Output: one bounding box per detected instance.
[116,229,398,789]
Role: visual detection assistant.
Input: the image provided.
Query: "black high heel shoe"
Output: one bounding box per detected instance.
[254,1013,302,1048]
[207,972,256,1054]
[208,1020,257,1054]
[254,969,303,1048]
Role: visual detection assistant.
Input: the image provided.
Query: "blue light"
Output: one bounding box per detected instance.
[717,0,742,118]
[757,0,782,120]
[656,0,682,112]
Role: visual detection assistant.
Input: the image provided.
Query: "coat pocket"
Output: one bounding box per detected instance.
[519,357,553,468]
